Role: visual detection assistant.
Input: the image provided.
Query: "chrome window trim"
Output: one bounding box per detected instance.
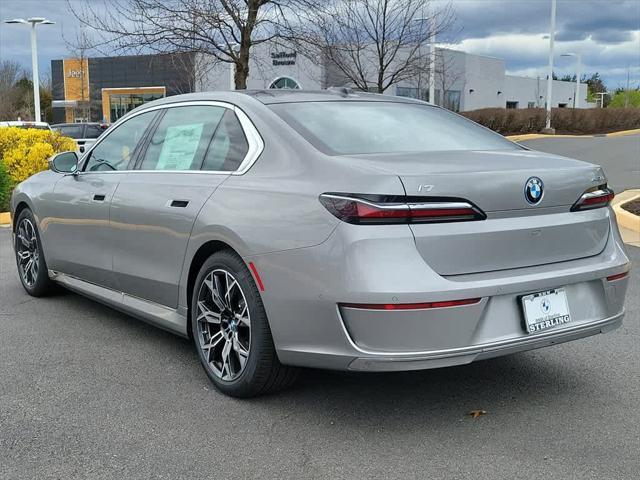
[78,100,264,176]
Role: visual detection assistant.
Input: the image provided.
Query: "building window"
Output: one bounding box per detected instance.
[558,103,568,108]
[269,77,300,89]
[396,86,429,102]
[506,101,519,109]
[107,91,165,122]
[444,90,461,112]
[527,102,536,109]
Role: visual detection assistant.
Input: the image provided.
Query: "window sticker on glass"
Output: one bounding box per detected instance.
[156,123,204,170]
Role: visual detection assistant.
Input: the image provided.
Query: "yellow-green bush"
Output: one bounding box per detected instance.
[0,127,76,211]
[0,127,76,185]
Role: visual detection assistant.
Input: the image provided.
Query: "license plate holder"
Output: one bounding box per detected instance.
[521,288,571,334]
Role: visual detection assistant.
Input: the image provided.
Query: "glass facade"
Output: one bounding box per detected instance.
[396,86,430,102]
[109,93,165,122]
[396,87,461,111]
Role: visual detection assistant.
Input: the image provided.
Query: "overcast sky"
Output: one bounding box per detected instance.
[0,0,638,89]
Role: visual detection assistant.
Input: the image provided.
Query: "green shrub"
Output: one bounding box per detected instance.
[609,90,640,108]
[0,159,10,212]
[462,107,640,135]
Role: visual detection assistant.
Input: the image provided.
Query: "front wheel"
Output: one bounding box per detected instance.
[191,250,298,397]
[14,208,56,297]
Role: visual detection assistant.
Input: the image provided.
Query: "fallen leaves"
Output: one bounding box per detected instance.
[468,409,487,419]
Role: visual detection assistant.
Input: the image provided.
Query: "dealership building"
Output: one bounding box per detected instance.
[51,43,592,124]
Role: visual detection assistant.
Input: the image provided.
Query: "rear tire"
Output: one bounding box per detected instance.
[14,208,56,297]
[191,250,298,397]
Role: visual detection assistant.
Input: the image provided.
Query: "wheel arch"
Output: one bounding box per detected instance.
[12,198,35,232]
[184,239,245,339]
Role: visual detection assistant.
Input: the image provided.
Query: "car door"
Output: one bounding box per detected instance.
[110,103,252,308]
[45,111,158,289]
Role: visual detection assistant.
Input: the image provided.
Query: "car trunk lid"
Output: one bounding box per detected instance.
[342,149,611,275]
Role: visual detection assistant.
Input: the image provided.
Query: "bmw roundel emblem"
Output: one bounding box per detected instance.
[524,177,544,205]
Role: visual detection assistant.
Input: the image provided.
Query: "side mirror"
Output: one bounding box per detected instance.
[49,151,78,174]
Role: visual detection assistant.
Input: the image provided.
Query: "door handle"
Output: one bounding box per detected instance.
[93,194,106,202]
[169,200,190,208]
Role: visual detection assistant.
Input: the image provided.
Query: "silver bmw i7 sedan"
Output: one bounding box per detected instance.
[10,90,630,397]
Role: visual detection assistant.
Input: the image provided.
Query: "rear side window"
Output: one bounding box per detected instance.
[85,124,106,139]
[57,125,85,138]
[201,110,249,171]
[269,101,520,155]
[139,106,225,171]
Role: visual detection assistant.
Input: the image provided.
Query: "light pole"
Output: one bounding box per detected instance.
[428,14,436,106]
[544,0,556,133]
[4,17,55,122]
[561,53,582,108]
[412,15,436,105]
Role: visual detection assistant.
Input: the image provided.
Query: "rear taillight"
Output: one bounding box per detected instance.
[571,187,614,212]
[319,193,486,224]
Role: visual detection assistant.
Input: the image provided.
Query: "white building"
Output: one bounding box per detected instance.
[196,43,593,112]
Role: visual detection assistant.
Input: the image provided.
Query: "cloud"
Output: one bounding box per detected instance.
[444,0,640,87]
[0,0,638,89]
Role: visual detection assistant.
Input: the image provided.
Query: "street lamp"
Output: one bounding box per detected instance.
[412,16,436,105]
[544,0,556,133]
[561,53,582,108]
[4,17,55,122]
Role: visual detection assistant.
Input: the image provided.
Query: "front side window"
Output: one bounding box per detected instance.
[84,111,156,172]
[270,101,519,155]
[139,106,225,171]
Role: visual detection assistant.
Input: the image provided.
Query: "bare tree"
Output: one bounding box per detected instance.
[0,61,22,120]
[67,0,315,90]
[433,48,463,110]
[291,0,453,93]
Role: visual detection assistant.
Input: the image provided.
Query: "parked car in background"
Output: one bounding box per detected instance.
[10,90,631,398]
[0,121,51,131]
[51,123,109,153]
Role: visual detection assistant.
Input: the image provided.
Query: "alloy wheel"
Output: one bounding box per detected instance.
[16,218,39,287]
[196,269,251,381]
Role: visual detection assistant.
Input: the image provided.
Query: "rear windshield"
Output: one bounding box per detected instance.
[269,101,519,155]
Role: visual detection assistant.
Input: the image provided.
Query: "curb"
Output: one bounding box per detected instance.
[0,212,10,226]
[605,128,640,138]
[506,128,640,142]
[506,133,585,141]
[612,190,640,236]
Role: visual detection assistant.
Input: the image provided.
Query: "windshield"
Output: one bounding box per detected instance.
[270,101,519,155]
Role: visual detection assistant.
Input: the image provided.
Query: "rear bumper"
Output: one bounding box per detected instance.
[249,213,631,372]
[345,311,623,371]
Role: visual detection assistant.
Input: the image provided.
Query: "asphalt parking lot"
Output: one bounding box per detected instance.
[1,135,639,479]
[521,134,640,193]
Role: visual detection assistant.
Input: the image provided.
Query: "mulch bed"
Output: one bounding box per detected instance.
[622,199,640,216]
